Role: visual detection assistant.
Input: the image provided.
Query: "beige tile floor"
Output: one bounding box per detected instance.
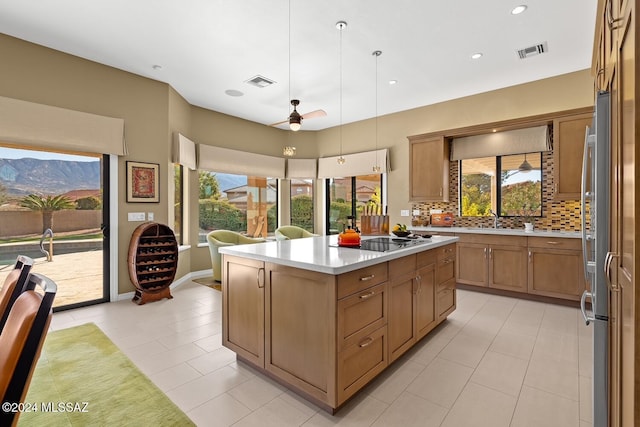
[49,282,594,427]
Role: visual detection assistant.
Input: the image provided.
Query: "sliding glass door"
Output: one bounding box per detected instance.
[0,145,109,310]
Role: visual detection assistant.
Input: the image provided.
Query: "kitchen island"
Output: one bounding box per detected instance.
[218,234,458,412]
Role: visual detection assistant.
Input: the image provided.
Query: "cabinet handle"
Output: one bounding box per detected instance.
[359,291,376,300]
[528,250,532,262]
[257,267,265,288]
[359,274,375,281]
[607,0,623,29]
[359,337,374,348]
[416,275,422,294]
[439,188,443,196]
[554,183,558,193]
[546,241,559,245]
[489,247,492,258]
[484,247,487,258]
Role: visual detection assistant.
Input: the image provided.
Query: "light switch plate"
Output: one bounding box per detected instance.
[400,210,410,217]
[128,212,146,222]
[412,209,421,216]
[147,212,154,221]
[430,209,443,214]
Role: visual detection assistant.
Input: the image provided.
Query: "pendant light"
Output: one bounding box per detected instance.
[336,21,347,165]
[372,50,382,173]
[518,153,532,172]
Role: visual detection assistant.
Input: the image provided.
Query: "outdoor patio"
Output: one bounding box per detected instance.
[0,249,103,308]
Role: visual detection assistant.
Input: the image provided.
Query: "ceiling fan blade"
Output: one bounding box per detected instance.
[301,109,327,120]
[268,119,289,127]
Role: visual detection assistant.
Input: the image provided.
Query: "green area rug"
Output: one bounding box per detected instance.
[20,323,195,426]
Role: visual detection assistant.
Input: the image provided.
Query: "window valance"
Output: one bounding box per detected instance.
[0,96,126,155]
[286,158,317,179]
[172,133,197,170]
[450,126,550,161]
[198,144,285,178]
[317,148,389,179]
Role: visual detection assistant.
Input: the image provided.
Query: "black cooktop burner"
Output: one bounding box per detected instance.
[333,236,430,252]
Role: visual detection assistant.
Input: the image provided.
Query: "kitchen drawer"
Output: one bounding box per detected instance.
[457,233,527,247]
[338,263,388,299]
[437,278,456,320]
[436,255,455,284]
[436,243,456,261]
[417,248,437,268]
[337,325,387,404]
[389,254,417,280]
[527,236,582,250]
[337,283,387,351]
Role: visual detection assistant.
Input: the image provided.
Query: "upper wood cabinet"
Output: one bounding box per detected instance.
[552,112,593,200]
[408,136,449,202]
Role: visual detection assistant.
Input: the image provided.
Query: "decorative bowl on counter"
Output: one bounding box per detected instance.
[392,230,411,238]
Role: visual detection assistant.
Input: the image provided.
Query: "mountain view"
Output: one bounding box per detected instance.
[0,158,101,196]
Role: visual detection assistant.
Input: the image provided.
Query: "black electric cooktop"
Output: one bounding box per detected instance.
[333,236,431,252]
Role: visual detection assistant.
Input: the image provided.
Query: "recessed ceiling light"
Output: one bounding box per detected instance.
[389,80,398,85]
[225,89,244,97]
[511,5,527,15]
[471,53,483,59]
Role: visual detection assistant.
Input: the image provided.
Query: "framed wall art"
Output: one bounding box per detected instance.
[126,161,159,203]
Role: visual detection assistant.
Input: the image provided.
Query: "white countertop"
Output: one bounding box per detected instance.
[218,235,459,275]
[410,226,581,239]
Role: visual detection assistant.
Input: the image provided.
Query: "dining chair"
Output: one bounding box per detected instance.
[0,255,34,333]
[207,230,266,281]
[0,272,57,427]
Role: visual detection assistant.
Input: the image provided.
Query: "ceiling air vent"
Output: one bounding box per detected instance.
[517,42,548,59]
[245,75,276,88]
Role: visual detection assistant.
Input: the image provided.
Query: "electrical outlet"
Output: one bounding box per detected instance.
[400,210,410,217]
[430,209,443,214]
[412,209,421,216]
[148,212,154,221]
[128,212,146,222]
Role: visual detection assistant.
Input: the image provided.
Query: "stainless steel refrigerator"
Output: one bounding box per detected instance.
[580,90,610,427]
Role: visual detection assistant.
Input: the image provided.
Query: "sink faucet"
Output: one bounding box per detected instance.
[489,210,501,228]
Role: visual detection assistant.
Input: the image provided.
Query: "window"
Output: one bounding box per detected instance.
[460,153,542,217]
[327,174,383,234]
[198,171,278,242]
[173,164,183,245]
[290,179,314,233]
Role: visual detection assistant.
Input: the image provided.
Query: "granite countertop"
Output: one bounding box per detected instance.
[218,235,459,275]
[410,226,581,239]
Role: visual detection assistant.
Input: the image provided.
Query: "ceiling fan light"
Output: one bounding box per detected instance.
[289,121,301,131]
[518,153,533,172]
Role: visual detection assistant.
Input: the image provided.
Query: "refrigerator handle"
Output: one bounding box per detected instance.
[580,290,595,325]
[605,251,620,292]
[580,127,591,281]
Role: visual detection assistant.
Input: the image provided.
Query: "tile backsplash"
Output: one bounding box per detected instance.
[412,152,582,232]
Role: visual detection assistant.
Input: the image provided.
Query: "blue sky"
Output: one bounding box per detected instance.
[0,147,99,162]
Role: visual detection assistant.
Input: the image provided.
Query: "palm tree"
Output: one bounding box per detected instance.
[20,194,75,233]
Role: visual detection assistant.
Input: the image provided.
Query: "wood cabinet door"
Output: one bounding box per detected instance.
[488,245,528,292]
[409,136,449,202]
[527,248,585,300]
[388,274,416,362]
[456,243,488,286]
[264,263,336,405]
[610,4,637,424]
[222,255,265,367]
[553,112,594,200]
[416,263,436,340]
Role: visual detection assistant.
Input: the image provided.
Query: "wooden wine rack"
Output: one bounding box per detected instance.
[127,222,178,305]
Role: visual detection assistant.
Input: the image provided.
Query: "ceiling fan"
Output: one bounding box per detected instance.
[269,99,326,131]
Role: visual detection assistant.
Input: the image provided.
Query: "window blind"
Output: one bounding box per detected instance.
[286,158,317,179]
[172,133,197,170]
[198,144,285,178]
[317,148,389,178]
[0,95,127,155]
[450,126,550,160]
